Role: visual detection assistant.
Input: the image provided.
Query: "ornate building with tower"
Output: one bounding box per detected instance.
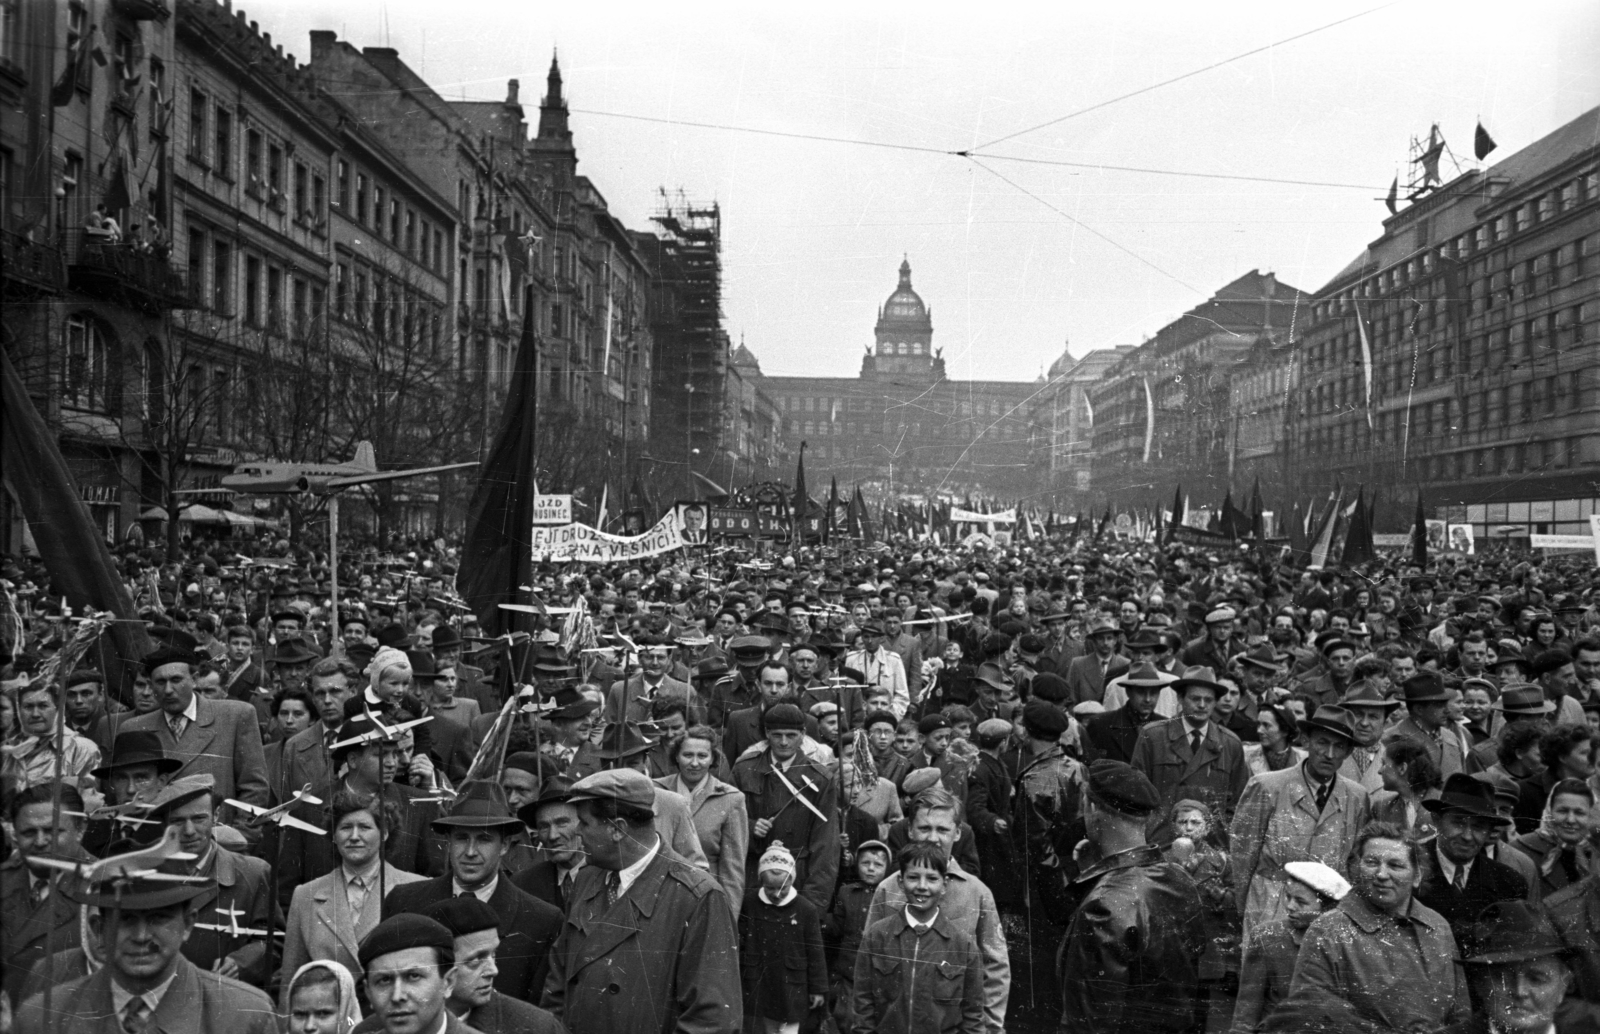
[765,258,1044,499]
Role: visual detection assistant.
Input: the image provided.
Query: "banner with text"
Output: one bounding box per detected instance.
[531,494,572,525]
[950,507,1016,524]
[531,510,685,562]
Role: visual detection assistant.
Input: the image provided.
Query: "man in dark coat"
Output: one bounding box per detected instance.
[1063,618,1127,705]
[384,781,563,1004]
[1,787,89,1005]
[1129,667,1250,843]
[1083,663,1166,764]
[541,768,742,1034]
[731,702,840,911]
[1058,760,1206,1034]
[1179,606,1247,673]
[1414,774,1530,947]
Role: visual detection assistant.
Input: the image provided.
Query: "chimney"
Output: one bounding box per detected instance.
[506,79,519,105]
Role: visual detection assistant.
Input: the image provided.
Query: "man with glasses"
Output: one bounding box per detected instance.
[606,635,692,725]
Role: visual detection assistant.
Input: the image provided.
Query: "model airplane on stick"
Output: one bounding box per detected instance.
[225,784,326,836]
[328,710,434,751]
[27,827,202,884]
[193,905,272,939]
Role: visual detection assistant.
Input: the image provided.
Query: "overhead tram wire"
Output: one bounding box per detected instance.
[569,108,1382,192]
[966,0,1406,153]
[963,156,1206,297]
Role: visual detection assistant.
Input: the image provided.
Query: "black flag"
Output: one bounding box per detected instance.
[1412,490,1429,568]
[1385,175,1399,215]
[1474,120,1497,161]
[458,302,539,638]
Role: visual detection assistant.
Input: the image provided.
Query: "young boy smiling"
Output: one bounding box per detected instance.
[851,842,983,1034]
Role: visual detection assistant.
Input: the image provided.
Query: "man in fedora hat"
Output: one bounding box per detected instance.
[118,638,270,819]
[1415,773,1531,946]
[542,768,741,1034]
[383,780,562,1004]
[1085,662,1170,765]
[1459,902,1597,1034]
[427,622,495,713]
[1102,629,1181,720]
[80,730,184,854]
[1230,705,1371,943]
[1064,617,1128,706]
[1337,680,1403,794]
[15,871,279,1034]
[1470,683,1557,771]
[509,778,585,912]
[1130,666,1249,843]
[1387,670,1474,779]
[592,721,709,871]
[1545,863,1600,1015]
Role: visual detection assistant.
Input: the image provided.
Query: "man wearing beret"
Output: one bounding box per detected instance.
[358,914,482,1034]
[352,898,564,1034]
[541,768,741,1034]
[1058,760,1206,1034]
[117,639,270,812]
[17,872,279,1034]
[384,781,562,1004]
[732,701,840,912]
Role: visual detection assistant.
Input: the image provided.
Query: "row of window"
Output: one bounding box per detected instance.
[780,394,1020,418]
[1412,439,1586,481]
[876,341,928,356]
[335,159,447,274]
[1301,373,1587,449]
[185,224,325,334]
[1311,168,1598,317]
[785,418,1030,438]
[187,88,327,228]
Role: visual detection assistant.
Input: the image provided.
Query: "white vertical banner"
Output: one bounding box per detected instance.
[1142,377,1155,463]
[1591,515,1600,564]
[1354,300,1374,429]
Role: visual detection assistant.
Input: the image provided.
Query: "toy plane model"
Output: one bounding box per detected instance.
[225,784,326,836]
[27,827,201,884]
[216,441,476,496]
[329,711,434,751]
[499,603,577,615]
[193,905,271,939]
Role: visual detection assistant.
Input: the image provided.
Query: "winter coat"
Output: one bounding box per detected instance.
[851,911,984,1034]
[740,889,827,1023]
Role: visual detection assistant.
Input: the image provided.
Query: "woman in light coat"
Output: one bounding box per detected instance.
[656,723,749,916]
[278,790,426,1009]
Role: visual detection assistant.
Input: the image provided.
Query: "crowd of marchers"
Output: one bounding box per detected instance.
[2,531,1600,1034]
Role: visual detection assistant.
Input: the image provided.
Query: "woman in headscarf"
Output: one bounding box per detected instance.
[284,960,363,1034]
[1508,777,1595,897]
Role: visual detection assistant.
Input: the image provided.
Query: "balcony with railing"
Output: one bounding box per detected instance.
[63,228,194,312]
[1,230,67,296]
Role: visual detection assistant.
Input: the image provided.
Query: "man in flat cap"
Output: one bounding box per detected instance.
[149,774,274,986]
[384,781,562,1004]
[1058,760,1205,1034]
[358,914,477,1034]
[1180,606,1245,674]
[541,768,741,1034]
[16,871,278,1034]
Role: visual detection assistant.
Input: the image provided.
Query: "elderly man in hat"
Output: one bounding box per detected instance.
[1064,616,1127,706]
[15,870,278,1034]
[117,637,270,813]
[144,774,273,986]
[1337,680,1402,793]
[509,778,587,913]
[1414,773,1531,947]
[382,780,562,1003]
[733,702,840,912]
[846,621,910,719]
[542,768,741,1034]
[1059,759,1206,1034]
[1130,666,1250,843]
[356,914,473,1034]
[1545,868,1600,1016]
[1460,902,1599,1034]
[1181,605,1246,674]
[1387,670,1475,779]
[1230,704,1371,944]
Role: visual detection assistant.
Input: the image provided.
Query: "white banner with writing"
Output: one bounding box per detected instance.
[531,510,685,562]
[949,507,1016,524]
[531,494,572,525]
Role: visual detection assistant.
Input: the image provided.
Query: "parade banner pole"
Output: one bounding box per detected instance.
[329,494,340,634]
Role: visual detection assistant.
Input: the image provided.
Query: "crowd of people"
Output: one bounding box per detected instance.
[2,527,1600,1034]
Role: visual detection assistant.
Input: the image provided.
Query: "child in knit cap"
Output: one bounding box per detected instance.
[825,838,891,1032]
[740,841,827,1034]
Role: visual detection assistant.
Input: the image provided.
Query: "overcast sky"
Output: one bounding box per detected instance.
[259,1,1599,382]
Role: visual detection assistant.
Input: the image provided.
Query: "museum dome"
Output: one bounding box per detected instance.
[878,257,932,329]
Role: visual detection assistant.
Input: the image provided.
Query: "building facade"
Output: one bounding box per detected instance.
[765,259,1043,500]
[1033,344,1132,508]
[1284,108,1599,539]
[1087,269,1307,513]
